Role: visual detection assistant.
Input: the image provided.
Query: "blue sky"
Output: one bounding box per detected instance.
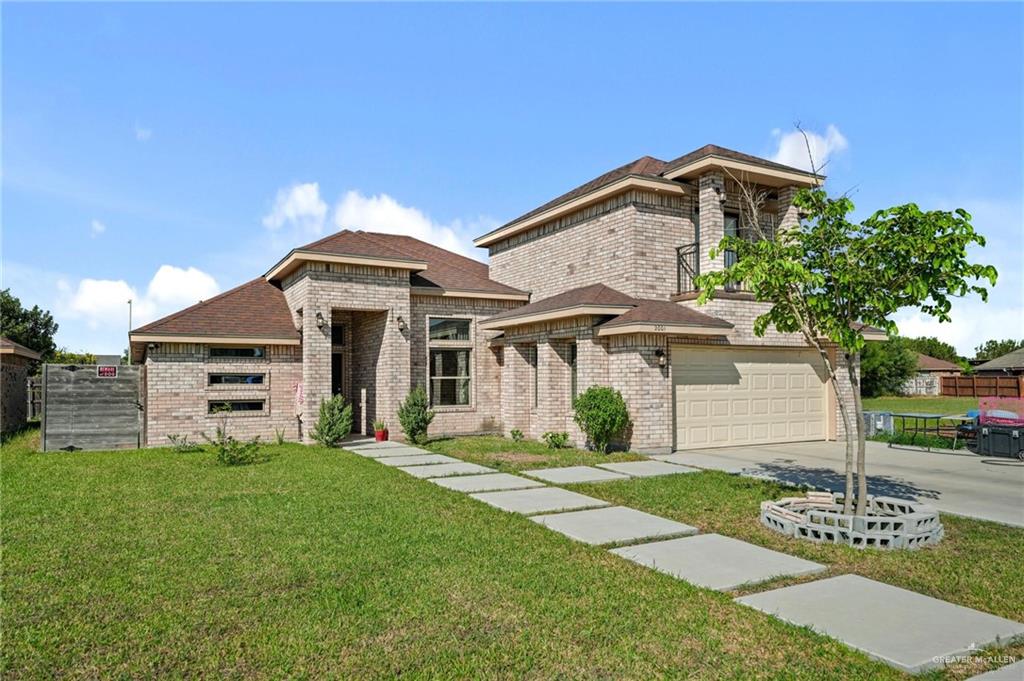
[3,2,1022,355]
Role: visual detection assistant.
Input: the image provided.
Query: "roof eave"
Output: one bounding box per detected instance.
[474,175,687,248]
[662,155,822,187]
[597,322,734,337]
[129,332,300,346]
[264,249,429,281]
[409,286,529,302]
[480,304,634,330]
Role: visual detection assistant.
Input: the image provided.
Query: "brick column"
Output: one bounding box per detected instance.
[500,344,530,437]
[776,185,801,236]
[301,301,331,443]
[376,304,411,434]
[698,172,725,276]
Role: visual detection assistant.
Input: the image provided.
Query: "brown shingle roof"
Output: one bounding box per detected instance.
[484,284,636,324]
[915,352,961,372]
[483,144,820,241]
[601,299,734,330]
[353,232,526,296]
[132,278,299,340]
[296,229,427,263]
[0,336,43,359]
[483,284,731,332]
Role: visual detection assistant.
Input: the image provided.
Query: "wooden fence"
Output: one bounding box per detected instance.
[941,374,1024,398]
[42,364,142,452]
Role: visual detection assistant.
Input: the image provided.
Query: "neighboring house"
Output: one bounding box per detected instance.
[902,352,961,396]
[973,348,1024,376]
[1,337,41,434]
[130,144,883,453]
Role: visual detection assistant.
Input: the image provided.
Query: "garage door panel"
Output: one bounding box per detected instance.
[673,346,827,450]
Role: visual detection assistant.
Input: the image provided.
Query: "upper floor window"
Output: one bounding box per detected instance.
[428,318,472,406]
[209,346,265,359]
[209,373,265,385]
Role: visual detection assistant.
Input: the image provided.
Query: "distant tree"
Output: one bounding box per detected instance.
[901,336,961,364]
[861,338,917,397]
[0,289,58,361]
[974,339,1024,361]
[50,349,97,365]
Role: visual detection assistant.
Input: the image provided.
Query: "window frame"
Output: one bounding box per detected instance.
[207,399,265,415]
[208,373,266,386]
[208,346,266,359]
[426,316,474,409]
[569,342,578,403]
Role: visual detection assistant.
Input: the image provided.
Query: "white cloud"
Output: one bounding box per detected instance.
[771,124,848,173]
[262,182,328,234]
[134,122,153,142]
[60,265,219,331]
[892,302,1023,357]
[89,219,106,238]
[333,190,482,258]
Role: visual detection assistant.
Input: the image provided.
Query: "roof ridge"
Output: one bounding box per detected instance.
[356,230,497,282]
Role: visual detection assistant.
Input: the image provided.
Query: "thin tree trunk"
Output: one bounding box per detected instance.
[847,352,868,515]
[802,337,855,514]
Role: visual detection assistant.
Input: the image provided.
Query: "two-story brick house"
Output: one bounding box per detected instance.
[130,144,878,452]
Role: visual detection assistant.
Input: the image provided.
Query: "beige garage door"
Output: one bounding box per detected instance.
[672,346,828,450]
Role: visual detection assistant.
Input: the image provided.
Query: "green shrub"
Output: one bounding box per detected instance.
[274,428,287,446]
[573,386,630,453]
[397,388,434,444]
[510,429,524,442]
[311,395,353,447]
[542,431,570,449]
[372,419,388,432]
[167,434,202,453]
[869,431,964,450]
[202,407,265,465]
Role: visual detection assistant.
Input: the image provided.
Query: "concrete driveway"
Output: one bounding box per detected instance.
[667,441,1024,527]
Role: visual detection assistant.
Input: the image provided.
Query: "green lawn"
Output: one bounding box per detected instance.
[862,396,978,415]
[2,429,912,680]
[429,436,1024,680]
[426,435,644,472]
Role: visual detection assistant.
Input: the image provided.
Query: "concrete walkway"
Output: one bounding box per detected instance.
[658,440,1024,527]
[347,439,1024,676]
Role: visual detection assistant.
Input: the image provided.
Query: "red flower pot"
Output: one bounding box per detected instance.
[375,429,389,442]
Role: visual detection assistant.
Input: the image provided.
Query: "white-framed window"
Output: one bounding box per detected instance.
[209,346,265,359]
[208,400,265,414]
[428,318,472,407]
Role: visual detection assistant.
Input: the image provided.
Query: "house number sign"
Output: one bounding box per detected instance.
[97,366,118,378]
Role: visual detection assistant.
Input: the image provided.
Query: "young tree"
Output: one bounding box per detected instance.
[696,142,996,515]
[974,338,1024,361]
[0,289,58,361]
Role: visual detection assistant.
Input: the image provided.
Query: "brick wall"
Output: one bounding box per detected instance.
[1,354,32,433]
[489,190,694,301]
[143,343,302,446]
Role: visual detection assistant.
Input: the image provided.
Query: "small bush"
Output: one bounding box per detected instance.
[542,431,570,449]
[510,429,524,442]
[202,408,265,466]
[167,434,202,453]
[274,428,287,446]
[573,386,630,453]
[398,388,434,444]
[311,395,353,447]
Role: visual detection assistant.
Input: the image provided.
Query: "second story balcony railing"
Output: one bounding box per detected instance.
[676,241,747,294]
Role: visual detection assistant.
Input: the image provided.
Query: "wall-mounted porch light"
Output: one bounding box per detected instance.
[315,311,326,329]
[396,315,407,332]
[654,348,667,367]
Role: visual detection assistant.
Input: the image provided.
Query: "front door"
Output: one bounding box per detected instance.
[331,353,344,397]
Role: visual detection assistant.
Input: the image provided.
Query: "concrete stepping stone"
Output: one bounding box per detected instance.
[611,534,825,591]
[429,473,545,493]
[596,460,700,478]
[469,487,610,515]
[376,454,459,467]
[531,506,698,546]
[525,466,629,484]
[967,659,1024,680]
[346,441,407,451]
[399,462,495,479]
[352,446,430,458]
[736,574,1024,674]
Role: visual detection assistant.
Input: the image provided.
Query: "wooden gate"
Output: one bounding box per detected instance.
[42,364,142,451]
